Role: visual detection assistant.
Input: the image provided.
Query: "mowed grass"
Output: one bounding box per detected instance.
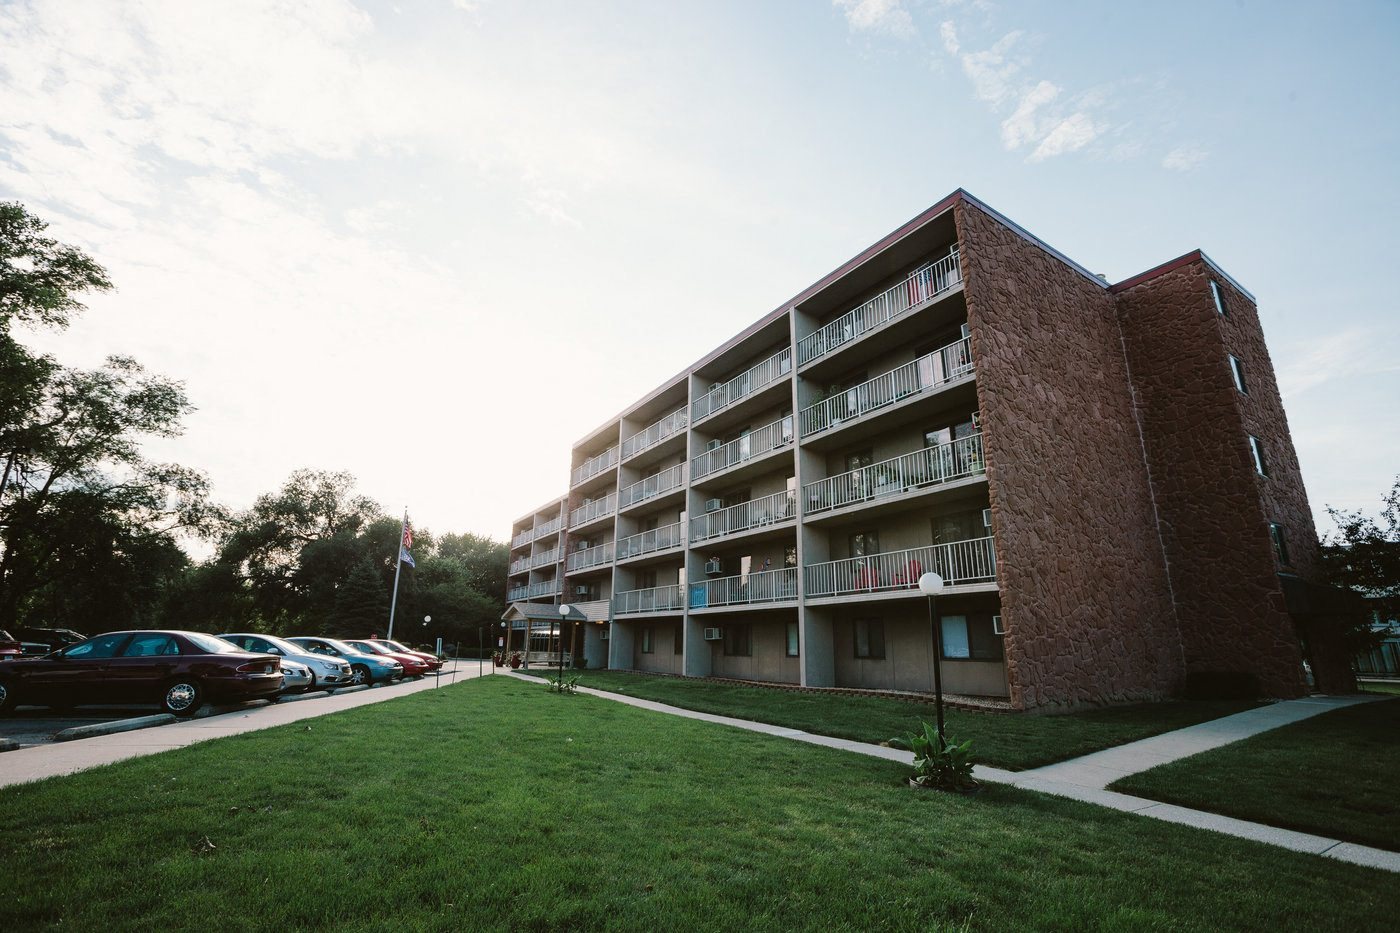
[1,676,1395,931]
[1113,697,1400,851]
[1360,680,1400,696]
[562,669,1258,770]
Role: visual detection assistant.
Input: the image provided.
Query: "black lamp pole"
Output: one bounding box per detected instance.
[928,592,945,744]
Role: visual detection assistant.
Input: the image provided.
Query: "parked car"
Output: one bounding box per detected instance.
[344,639,430,678]
[219,633,355,692]
[368,638,443,673]
[0,630,283,717]
[286,637,402,686]
[0,631,21,661]
[13,626,86,653]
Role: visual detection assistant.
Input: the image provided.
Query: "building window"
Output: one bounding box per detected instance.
[674,623,684,654]
[641,626,654,654]
[1210,280,1228,316]
[785,621,800,657]
[785,544,797,568]
[1270,523,1291,567]
[849,530,880,558]
[940,615,1004,661]
[724,623,751,657]
[1229,355,1248,394]
[854,618,885,659]
[1249,435,1269,477]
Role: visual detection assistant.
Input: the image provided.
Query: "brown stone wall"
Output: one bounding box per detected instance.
[954,200,1183,710]
[1114,258,1308,697]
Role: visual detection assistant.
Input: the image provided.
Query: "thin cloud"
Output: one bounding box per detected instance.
[834,0,916,38]
[1163,144,1209,172]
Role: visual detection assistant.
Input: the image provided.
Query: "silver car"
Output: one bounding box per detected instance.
[218,633,355,691]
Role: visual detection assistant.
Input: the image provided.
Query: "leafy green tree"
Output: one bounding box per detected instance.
[1322,475,1400,629]
[332,558,390,639]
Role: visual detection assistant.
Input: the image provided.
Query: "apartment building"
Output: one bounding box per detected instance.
[504,189,1350,710]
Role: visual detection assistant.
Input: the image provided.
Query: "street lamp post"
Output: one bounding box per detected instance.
[423,615,434,687]
[557,604,570,686]
[918,572,947,744]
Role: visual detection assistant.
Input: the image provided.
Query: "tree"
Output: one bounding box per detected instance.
[1322,475,1400,624]
[332,558,389,638]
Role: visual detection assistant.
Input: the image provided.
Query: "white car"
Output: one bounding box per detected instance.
[217,633,355,691]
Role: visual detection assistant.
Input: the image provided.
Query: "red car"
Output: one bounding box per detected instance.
[0,630,21,662]
[0,630,283,717]
[369,638,442,673]
[344,640,430,679]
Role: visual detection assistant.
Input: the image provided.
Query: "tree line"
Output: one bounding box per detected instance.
[1,202,505,647]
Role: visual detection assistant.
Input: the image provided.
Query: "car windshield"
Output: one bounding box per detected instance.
[349,641,390,655]
[260,635,306,656]
[0,630,14,641]
[378,639,412,653]
[315,638,359,655]
[184,632,242,654]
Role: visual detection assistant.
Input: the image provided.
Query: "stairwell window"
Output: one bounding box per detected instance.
[854,618,885,659]
[1229,355,1248,394]
[641,626,654,654]
[1210,280,1228,316]
[786,621,800,657]
[1270,523,1291,567]
[1249,435,1269,477]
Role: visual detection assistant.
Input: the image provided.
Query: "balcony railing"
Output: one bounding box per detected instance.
[692,348,793,422]
[689,566,797,609]
[617,521,685,560]
[507,579,564,601]
[571,446,619,487]
[797,249,962,367]
[622,407,688,460]
[691,416,794,481]
[804,434,985,516]
[690,489,797,543]
[508,556,530,575]
[530,546,559,569]
[567,541,615,572]
[570,492,617,528]
[799,336,972,438]
[532,516,562,541]
[619,463,686,508]
[511,530,531,549]
[613,584,685,615]
[804,536,996,599]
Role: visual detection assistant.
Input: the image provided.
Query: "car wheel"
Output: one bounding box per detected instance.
[0,680,15,715]
[350,664,370,686]
[162,679,203,717]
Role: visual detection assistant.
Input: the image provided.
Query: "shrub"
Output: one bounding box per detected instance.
[908,721,977,792]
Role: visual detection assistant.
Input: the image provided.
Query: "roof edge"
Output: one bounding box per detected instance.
[955,189,1110,290]
[1110,248,1258,303]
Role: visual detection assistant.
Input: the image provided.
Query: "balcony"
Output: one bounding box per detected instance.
[689,566,797,609]
[507,579,563,602]
[511,530,531,549]
[532,516,563,541]
[804,434,985,516]
[567,541,615,572]
[692,347,793,422]
[799,336,972,439]
[619,463,686,509]
[508,556,530,575]
[617,521,685,561]
[570,492,617,528]
[613,584,685,615]
[804,536,996,600]
[622,407,688,460]
[571,446,619,488]
[690,489,797,544]
[691,416,794,482]
[797,249,961,367]
[530,546,560,569]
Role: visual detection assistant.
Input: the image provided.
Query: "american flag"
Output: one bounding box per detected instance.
[400,518,415,568]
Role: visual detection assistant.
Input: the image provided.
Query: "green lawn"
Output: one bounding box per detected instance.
[0,677,1394,931]
[1359,680,1400,696]
[560,669,1259,770]
[1112,697,1400,852]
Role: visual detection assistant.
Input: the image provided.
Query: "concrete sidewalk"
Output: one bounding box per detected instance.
[0,663,490,789]
[507,672,1400,874]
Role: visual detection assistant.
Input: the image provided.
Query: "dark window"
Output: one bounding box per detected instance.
[940,615,1004,661]
[1210,280,1228,316]
[62,633,129,660]
[786,621,800,657]
[854,619,885,659]
[1249,435,1269,477]
[674,624,684,654]
[121,634,179,658]
[849,530,880,558]
[1229,355,1248,394]
[785,544,797,569]
[1270,523,1291,566]
[641,626,654,654]
[724,623,752,657]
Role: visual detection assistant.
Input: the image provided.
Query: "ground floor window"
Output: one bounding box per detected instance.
[641,626,654,654]
[854,618,885,659]
[940,614,1003,660]
[724,623,752,656]
[674,623,684,654]
[785,621,799,657]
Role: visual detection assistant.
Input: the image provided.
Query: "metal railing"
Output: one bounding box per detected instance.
[616,521,685,560]
[799,336,972,438]
[803,434,985,516]
[567,540,615,572]
[532,515,562,540]
[692,347,793,422]
[619,462,686,508]
[622,407,689,460]
[797,249,961,367]
[570,492,616,528]
[509,556,530,575]
[691,415,794,481]
[571,446,619,487]
[690,489,797,543]
[804,536,996,599]
[613,584,685,615]
[511,530,531,549]
[530,546,559,569]
[507,579,564,601]
[689,566,798,609]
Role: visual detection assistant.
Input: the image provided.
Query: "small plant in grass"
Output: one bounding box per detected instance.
[908,721,978,793]
[547,674,581,695]
[509,651,522,669]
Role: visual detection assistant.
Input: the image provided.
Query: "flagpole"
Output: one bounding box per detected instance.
[387,508,407,641]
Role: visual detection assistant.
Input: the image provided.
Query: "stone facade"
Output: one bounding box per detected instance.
[955,199,1183,710]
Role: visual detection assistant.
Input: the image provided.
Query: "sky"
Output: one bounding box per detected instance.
[1,0,1397,547]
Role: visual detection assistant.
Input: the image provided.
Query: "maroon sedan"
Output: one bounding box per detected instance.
[344,639,430,678]
[368,638,443,673]
[0,630,283,717]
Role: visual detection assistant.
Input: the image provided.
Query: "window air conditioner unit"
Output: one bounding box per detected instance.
[574,585,591,597]
[971,411,981,428]
[577,540,590,549]
[983,508,993,528]
[703,627,723,641]
[705,558,723,575]
[706,439,723,451]
[704,498,723,513]
[992,614,1005,636]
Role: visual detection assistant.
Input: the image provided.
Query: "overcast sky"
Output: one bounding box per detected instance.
[2,0,1396,545]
